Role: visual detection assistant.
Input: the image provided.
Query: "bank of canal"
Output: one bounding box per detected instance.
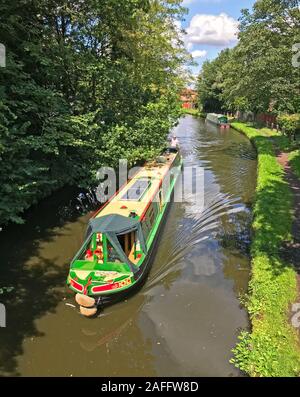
[0,116,257,376]
[230,122,300,377]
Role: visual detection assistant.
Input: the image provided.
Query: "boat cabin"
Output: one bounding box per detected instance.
[71,214,148,276]
[68,148,182,296]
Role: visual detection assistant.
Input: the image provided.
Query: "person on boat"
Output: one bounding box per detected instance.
[94,244,104,262]
[171,136,179,148]
[85,248,93,261]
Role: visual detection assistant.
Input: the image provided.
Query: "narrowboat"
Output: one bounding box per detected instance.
[206,113,230,128]
[67,148,182,316]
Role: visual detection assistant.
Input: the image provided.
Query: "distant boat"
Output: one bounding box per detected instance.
[206,113,230,129]
[67,147,183,316]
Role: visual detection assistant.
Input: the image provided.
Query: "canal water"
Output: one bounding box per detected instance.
[0,116,257,376]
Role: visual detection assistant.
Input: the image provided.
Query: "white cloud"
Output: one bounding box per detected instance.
[191,50,207,58]
[186,13,239,47]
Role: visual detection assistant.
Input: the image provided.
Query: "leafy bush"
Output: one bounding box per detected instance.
[277,114,300,140]
[0,1,188,226]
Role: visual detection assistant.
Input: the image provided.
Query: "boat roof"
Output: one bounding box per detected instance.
[89,214,139,234]
[95,151,178,220]
[207,113,227,117]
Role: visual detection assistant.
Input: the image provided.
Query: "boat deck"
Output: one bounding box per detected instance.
[96,152,177,219]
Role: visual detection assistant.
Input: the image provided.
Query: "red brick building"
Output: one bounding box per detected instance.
[180,88,198,109]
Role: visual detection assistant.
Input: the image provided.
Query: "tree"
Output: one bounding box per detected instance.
[0,0,189,225]
[223,0,300,113]
[197,0,300,115]
[197,49,232,112]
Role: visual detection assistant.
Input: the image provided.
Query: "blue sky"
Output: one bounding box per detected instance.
[181,0,257,75]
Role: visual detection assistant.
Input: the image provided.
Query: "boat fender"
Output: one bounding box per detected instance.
[80,305,97,317]
[75,293,96,308]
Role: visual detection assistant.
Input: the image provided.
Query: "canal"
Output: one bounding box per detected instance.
[0,115,257,376]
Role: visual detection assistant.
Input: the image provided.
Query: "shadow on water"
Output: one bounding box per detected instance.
[0,188,90,376]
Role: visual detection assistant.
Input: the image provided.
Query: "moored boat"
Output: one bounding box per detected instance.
[67,147,182,316]
[206,113,230,128]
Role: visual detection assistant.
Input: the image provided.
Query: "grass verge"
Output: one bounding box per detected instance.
[181,108,206,118]
[289,150,300,179]
[230,122,300,377]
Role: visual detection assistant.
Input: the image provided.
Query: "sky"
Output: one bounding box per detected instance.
[180,0,257,76]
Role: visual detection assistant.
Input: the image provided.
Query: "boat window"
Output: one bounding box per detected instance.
[159,190,163,208]
[116,232,140,263]
[141,204,156,241]
[152,201,159,219]
[78,235,94,262]
[142,217,151,241]
[121,178,151,201]
[77,233,104,263]
[94,235,104,263]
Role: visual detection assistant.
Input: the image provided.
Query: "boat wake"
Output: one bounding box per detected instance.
[144,191,247,291]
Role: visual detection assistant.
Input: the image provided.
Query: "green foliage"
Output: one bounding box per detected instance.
[0,287,14,295]
[100,96,181,168]
[181,108,206,118]
[197,1,300,114]
[196,49,231,113]
[278,114,300,139]
[0,0,189,225]
[289,150,300,179]
[230,122,300,377]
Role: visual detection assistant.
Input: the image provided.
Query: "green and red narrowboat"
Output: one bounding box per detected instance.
[67,148,182,316]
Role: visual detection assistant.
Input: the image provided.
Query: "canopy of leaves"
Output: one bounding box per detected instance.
[0,0,189,225]
[197,0,300,115]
